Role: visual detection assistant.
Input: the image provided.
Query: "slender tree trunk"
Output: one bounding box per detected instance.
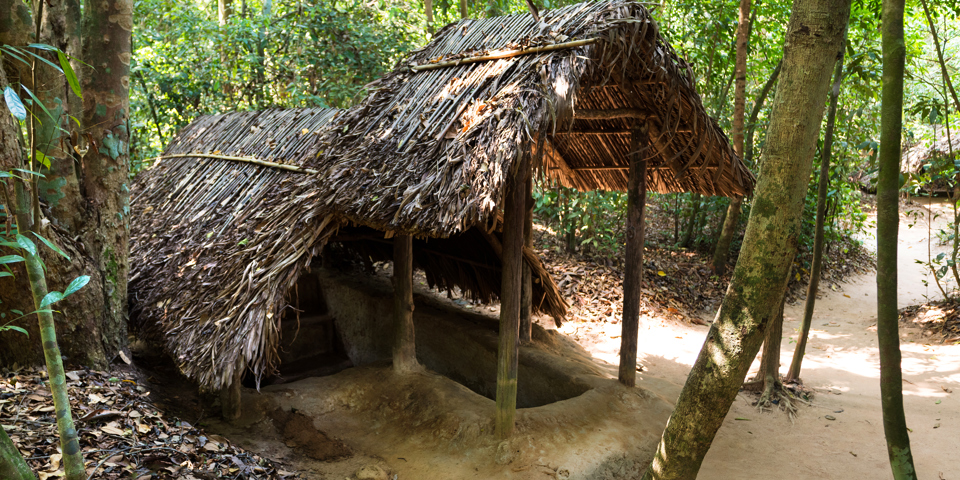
[424,0,433,33]
[35,0,84,231]
[757,296,785,402]
[0,424,35,480]
[919,0,960,113]
[680,192,700,248]
[877,0,917,476]
[711,0,751,275]
[787,36,845,382]
[744,59,782,167]
[641,0,849,477]
[80,0,132,362]
[459,0,468,18]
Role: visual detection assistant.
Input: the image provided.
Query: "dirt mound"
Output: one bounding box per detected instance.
[269,408,352,461]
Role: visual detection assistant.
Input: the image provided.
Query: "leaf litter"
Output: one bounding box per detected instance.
[0,366,297,479]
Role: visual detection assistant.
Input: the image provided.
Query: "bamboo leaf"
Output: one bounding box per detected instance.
[35,150,51,169]
[20,85,56,123]
[15,234,36,256]
[0,272,13,278]
[57,50,82,98]
[27,43,58,51]
[0,255,24,265]
[32,232,70,260]
[1,325,28,336]
[40,291,64,308]
[63,275,90,297]
[3,87,26,120]
[17,47,64,74]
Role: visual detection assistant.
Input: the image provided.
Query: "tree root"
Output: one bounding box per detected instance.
[744,376,814,422]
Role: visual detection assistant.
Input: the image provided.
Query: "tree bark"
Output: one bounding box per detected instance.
[679,192,700,248]
[744,59,782,166]
[459,0,468,18]
[80,0,132,361]
[877,0,917,476]
[756,295,785,403]
[711,0,751,275]
[787,36,845,382]
[0,424,35,480]
[641,0,849,477]
[424,0,433,34]
[393,234,418,372]
[619,123,648,387]
[495,155,528,439]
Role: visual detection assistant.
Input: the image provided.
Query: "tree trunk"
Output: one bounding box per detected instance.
[79,0,132,360]
[641,0,849,477]
[424,0,433,33]
[757,297,785,402]
[393,234,418,372]
[0,425,35,480]
[787,36,845,382]
[459,0,468,18]
[619,123,648,387]
[495,155,529,439]
[711,0,751,275]
[679,192,700,248]
[877,0,917,476]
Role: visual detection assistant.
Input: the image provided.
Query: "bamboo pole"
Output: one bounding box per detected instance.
[619,122,648,387]
[495,155,529,439]
[411,38,599,72]
[575,109,648,120]
[147,153,319,174]
[393,234,418,372]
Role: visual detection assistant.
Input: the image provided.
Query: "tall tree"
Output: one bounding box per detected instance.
[787,34,846,382]
[641,0,850,476]
[877,0,917,475]
[711,0,751,275]
[0,0,132,368]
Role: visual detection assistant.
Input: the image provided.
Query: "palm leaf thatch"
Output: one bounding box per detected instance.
[130,108,567,391]
[130,108,342,390]
[308,0,755,239]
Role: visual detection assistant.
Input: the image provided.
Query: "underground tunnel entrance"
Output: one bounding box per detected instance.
[262,266,595,408]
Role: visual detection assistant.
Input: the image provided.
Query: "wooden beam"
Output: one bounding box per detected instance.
[520,174,534,344]
[574,109,649,121]
[619,123,649,387]
[495,156,529,439]
[411,38,599,72]
[562,165,718,172]
[393,234,418,373]
[554,128,692,135]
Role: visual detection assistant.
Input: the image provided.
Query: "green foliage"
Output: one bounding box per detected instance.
[131,0,428,165]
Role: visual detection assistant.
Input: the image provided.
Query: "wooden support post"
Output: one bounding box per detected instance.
[520,174,534,344]
[393,234,418,373]
[619,122,649,387]
[220,369,243,422]
[495,155,529,439]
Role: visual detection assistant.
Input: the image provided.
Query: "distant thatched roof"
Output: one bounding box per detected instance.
[130,108,567,391]
[308,0,754,238]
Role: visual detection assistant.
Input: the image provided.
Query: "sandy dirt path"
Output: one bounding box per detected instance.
[549,197,960,479]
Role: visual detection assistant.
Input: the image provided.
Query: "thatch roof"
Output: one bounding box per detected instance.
[130,108,567,390]
[308,0,754,238]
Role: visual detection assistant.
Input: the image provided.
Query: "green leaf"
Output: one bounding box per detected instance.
[35,150,51,169]
[0,272,13,278]
[27,43,58,51]
[15,234,36,256]
[63,275,90,297]
[0,255,24,265]
[17,48,63,74]
[3,87,26,120]
[20,85,56,123]
[31,232,70,260]
[39,291,64,308]
[0,325,28,336]
[13,168,44,178]
[10,310,22,316]
[57,50,82,98]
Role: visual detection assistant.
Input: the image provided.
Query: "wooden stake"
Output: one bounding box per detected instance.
[575,109,648,120]
[220,369,243,421]
[147,153,319,174]
[393,234,418,373]
[520,174,534,343]
[495,155,529,438]
[619,122,648,387]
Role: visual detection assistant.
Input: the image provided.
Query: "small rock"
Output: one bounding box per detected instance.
[356,465,387,480]
[824,415,836,421]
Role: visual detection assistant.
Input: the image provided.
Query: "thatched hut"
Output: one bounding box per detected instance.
[129,108,567,408]
[131,0,755,433]
[303,0,754,435]
[902,129,960,192]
